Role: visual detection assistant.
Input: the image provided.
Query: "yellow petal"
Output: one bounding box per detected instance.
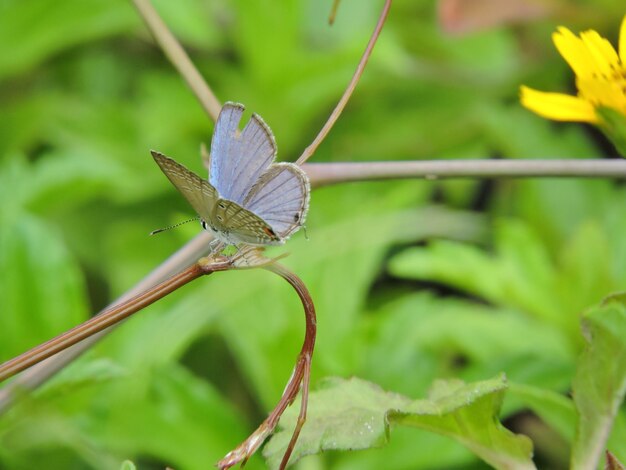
[553,27,596,78]
[578,78,626,115]
[520,85,598,123]
[619,15,626,63]
[580,29,620,76]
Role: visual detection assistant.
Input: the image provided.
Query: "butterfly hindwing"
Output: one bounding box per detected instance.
[213,199,281,245]
[209,102,277,205]
[243,163,310,239]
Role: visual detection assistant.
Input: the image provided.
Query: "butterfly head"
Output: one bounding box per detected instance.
[200,218,223,238]
[200,219,210,231]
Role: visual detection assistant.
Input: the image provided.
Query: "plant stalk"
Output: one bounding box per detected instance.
[303,159,626,187]
[297,0,393,165]
[0,256,231,385]
[131,0,222,120]
[217,263,316,470]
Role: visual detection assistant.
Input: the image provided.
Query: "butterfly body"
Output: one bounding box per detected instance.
[152,102,309,247]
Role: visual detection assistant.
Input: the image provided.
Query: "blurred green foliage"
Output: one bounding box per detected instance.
[1,0,626,469]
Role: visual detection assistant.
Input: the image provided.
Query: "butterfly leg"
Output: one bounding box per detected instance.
[208,238,226,255]
[232,244,251,267]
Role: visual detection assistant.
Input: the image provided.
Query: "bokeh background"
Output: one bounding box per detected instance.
[1,0,626,468]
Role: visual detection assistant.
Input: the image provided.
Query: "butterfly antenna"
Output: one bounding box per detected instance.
[303,225,309,241]
[150,217,199,235]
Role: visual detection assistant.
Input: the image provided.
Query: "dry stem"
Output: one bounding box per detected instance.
[328,0,342,25]
[217,262,316,470]
[296,0,393,165]
[0,255,232,384]
[303,159,626,187]
[131,0,222,120]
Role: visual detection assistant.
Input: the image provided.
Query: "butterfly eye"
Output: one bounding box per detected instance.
[200,219,208,230]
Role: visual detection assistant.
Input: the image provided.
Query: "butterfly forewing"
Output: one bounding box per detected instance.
[153,150,280,245]
[243,163,310,239]
[210,102,277,205]
[152,151,218,222]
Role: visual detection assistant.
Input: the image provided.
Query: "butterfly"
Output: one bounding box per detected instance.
[151,102,310,247]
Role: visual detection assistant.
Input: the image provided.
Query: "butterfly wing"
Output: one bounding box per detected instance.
[243,163,310,239]
[213,199,281,245]
[209,102,277,204]
[153,150,281,246]
[152,151,217,222]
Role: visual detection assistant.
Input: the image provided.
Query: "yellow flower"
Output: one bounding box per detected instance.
[520,15,626,124]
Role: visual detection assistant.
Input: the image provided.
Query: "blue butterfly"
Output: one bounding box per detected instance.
[152,102,310,246]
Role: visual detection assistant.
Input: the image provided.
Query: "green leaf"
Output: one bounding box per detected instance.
[390,375,535,470]
[557,222,615,320]
[508,382,576,444]
[389,220,564,328]
[120,460,136,470]
[264,375,535,470]
[263,377,411,469]
[0,0,137,80]
[150,0,221,49]
[92,363,258,469]
[571,293,626,470]
[363,293,571,398]
[597,107,626,157]
[42,359,128,397]
[0,213,88,360]
[389,219,624,344]
[25,151,125,212]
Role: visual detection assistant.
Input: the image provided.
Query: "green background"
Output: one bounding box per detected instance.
[1,0,625,468]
